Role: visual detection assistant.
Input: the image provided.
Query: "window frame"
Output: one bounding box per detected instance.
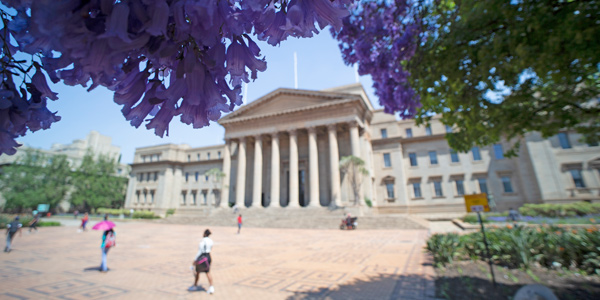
[380,128,388,139]
[413,182,422,198]
[428,151,438,165]
[558,132,572,149]
[409,152,418,167]
[425,126,432,136]
[569,169,586,188]
[405,128,413,138]
[450,149,460,163]
[477,178,488,194]
[383,153,392,168]
[472,147,482,161]
[385,182,395,199]
[455,179,465,196]
[501,176,514,193]
[493,144,505,160]
[433,180,444,197]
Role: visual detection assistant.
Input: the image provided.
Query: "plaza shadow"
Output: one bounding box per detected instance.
[285,273,600,300]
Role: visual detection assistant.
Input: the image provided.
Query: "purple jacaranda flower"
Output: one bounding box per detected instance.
[256,7,289,46]
[100,2,132,42]
[0,130,21,155]
[145,0,170,36]
[114,70,150,115]
[145,96,178,137]
[226,37,267,87]
[123,81,161,128]
[184,64,206,106]
[7,10,29,33]
[31,67,58,101]
[26,99,61,132]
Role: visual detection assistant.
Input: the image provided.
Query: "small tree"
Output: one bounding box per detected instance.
[205,168,226,206]
[70,151,127,212]
[339,156,369,206]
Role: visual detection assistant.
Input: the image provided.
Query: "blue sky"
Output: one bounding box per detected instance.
[17,31,379,164]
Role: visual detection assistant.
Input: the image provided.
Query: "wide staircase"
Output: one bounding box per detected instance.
[157,206,428,230]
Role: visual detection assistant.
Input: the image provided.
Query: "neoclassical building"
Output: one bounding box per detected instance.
[124,84,600,217]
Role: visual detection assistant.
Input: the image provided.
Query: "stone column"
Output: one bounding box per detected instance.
[235,137,247,207]
[349,121,364,206]
[251,135,263,208]
[270,132,281,207]
[288,129,300,208]
[349,121,361,157]
[308,127,320,207]
[220,140,231,208]
[328,124,342,207]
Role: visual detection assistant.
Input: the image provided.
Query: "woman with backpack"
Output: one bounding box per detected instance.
[100,228,116,272]
[190,229,214,294]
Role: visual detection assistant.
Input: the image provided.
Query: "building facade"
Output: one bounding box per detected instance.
[124,84,600,217]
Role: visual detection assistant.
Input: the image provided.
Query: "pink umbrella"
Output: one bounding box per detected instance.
[92,220,115,231]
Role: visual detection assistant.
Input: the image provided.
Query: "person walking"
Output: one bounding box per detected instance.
[80,212,89,232]
[100,227,116,272]
[5,216,22,252]
[237,214,242,234]
[191,229,214,294]
[28,212,40,233]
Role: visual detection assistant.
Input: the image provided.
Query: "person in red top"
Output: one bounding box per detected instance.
[237,215,242,234]
[80,213,89,232]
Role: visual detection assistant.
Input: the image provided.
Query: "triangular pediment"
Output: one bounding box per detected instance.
[219,88,360,124]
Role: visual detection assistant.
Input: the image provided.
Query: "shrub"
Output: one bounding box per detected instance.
[426,233,462,266]
[426,226,600,274]
[97,208,131,216]
[132,211,160,219]
[166,209,176,216]
[519,202,600,218]
[364,198,372,207]
[38,221,61,227]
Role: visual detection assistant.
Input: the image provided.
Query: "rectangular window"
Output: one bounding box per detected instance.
[218,151,221,158]
[146,172,151,181]
[136,191,140,203]
[450,150,459,163]
[405,128,413,138]
[558,132,571,149]
[386,182,395,199]
[154,171,158,181]
[380,128,388,138]
[207,153,211,160]
[569,169,586,188]
[429,151,438,165]
[185,172,189,182]
[409,153,418,166]
[181,191,187,205]
[138,173,144,182]
[149,155,153,162]
[493,144,504,160]
[478,178,488,194]
[472,147,482,161]
[187,155,191,162]
[197,153,200,160]
[383,153,392,168]
[433,180,443,197]
[501,176,514,193]
[142,155,147,163]
[195,172,199,182]
[445,125,452,133]
[426,126,432,136]
[192,191,197,205]
[455,179,465,196]
[205,175,209,182]
[143,191,147,203]
[150,190,155,203]
[413,182,422,198]
[203,191,208,204]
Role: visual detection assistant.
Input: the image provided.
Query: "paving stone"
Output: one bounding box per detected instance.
[0,221,438,299]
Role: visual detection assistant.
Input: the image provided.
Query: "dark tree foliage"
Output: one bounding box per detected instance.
[336,0,600,154]
[69,152,127,212]
[0,150,71,212]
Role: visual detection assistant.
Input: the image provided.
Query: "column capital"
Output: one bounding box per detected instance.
[270,131,280,139]
[307,126,318,134]
[326,123,337,131]
[348,120,359,128]
[253,134,263,141]
[288,129,298,136]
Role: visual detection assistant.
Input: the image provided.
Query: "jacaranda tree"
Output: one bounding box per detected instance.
[334,0,600,154]
[0,0,352,155]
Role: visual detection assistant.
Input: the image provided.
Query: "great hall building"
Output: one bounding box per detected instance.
[124,84,600,217]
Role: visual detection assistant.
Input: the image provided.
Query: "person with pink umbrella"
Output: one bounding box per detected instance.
[93,215,116,272]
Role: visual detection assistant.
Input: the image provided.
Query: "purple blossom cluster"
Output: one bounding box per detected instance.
[332,0,421,118]
[0,0,352,155]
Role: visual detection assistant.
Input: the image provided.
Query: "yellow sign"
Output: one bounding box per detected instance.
[464,193,490,212]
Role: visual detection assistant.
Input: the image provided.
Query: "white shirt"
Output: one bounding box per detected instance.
[195,237,213,259]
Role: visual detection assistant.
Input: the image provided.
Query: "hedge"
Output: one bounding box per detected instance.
[519,202,600,218]
[426,226,600,275]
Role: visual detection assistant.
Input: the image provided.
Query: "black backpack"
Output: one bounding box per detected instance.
[8,221,20,233]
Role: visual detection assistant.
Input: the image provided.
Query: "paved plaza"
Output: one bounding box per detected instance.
[1,220,439,299]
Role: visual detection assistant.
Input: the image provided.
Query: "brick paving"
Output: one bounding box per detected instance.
[0,220,441,299]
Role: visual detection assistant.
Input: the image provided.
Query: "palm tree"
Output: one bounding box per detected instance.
[339,155,369,206]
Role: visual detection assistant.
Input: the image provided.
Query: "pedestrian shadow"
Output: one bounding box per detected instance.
[83,266,110,272]
[187,286,207,293]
